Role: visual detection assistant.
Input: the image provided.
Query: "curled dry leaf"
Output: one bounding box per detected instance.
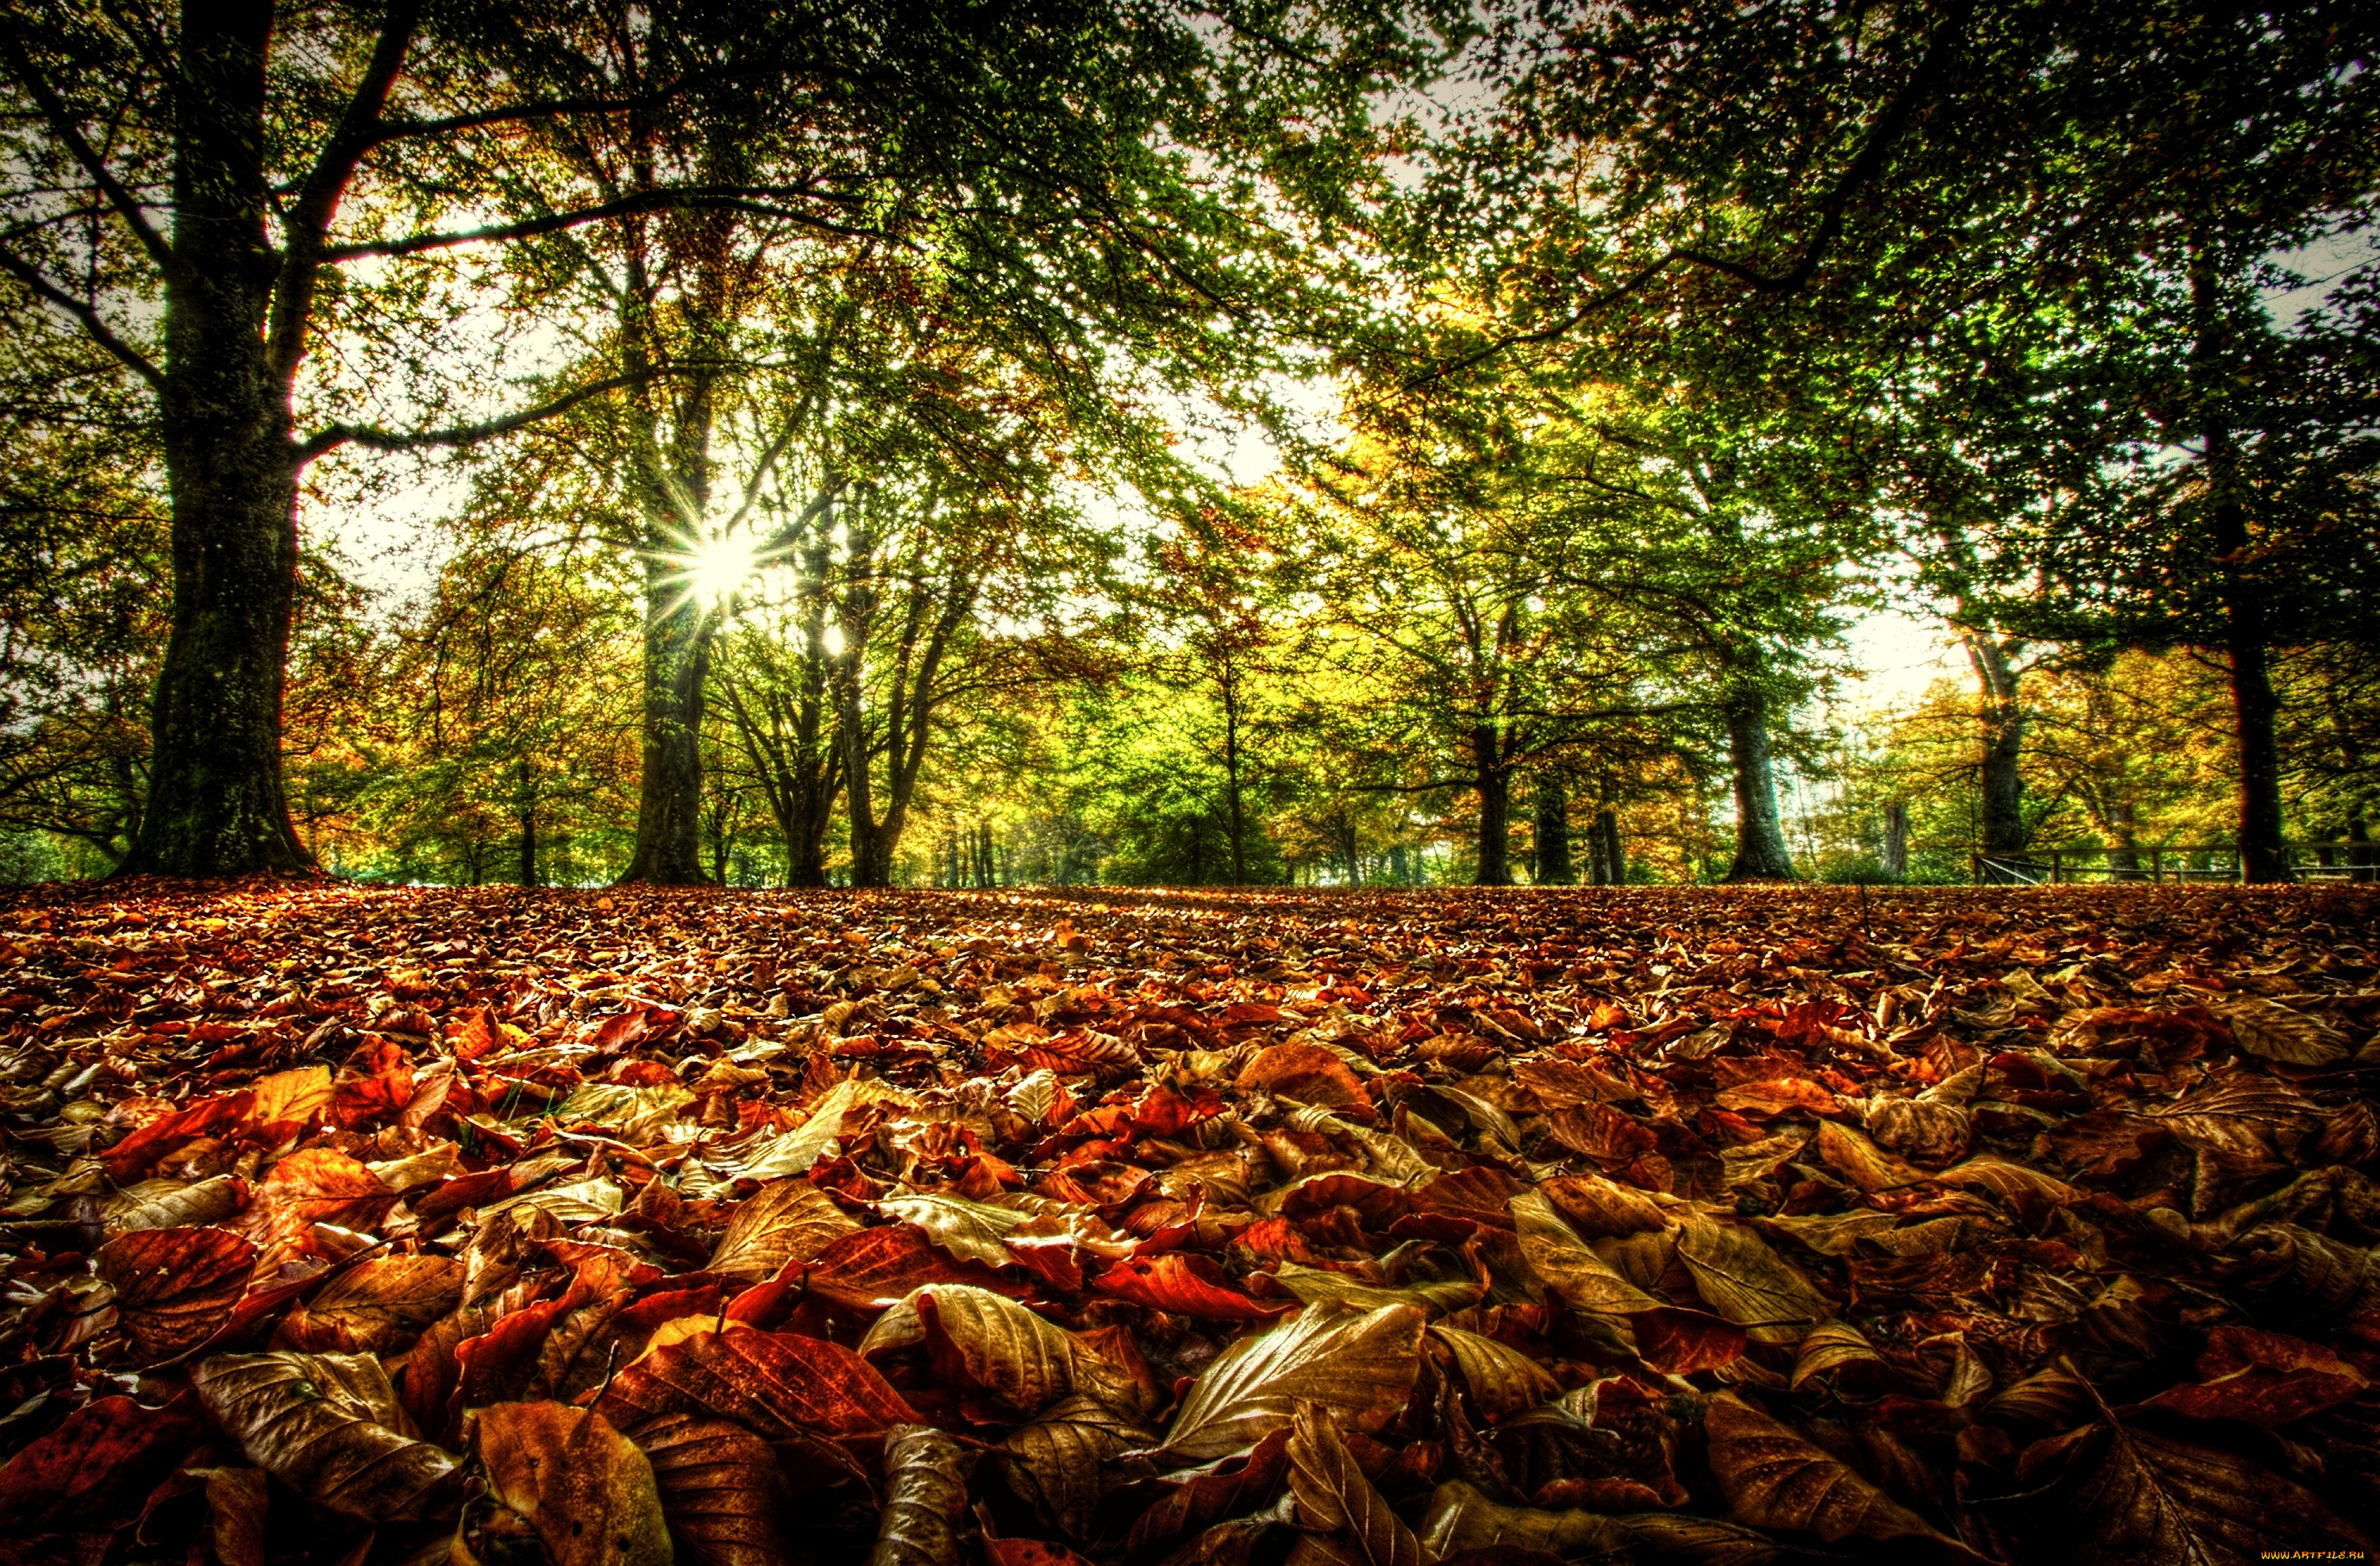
[628,1411,797,1566]
[92,1225,259,1363]
[2019,1414,2376,1563]
[192,1350,460,1520]
[2217,998,2351,1066]
[1789,1322,1880,1389]
[476,1402,672,1566]
[872,1422,976,1566]
[1509,1190,1664,1318]
[1415,1480,1629,1563]
[877,1190,1032,1269]
[272,1252,463,1354]
[1702,1392,1983,1560]
[1672,1214,1832,1343]
[805,1222,1025,1311]
[1287,1399,1432,1566]
[2138,1325,2372,1427]
[1095,1253,1287,1320]
[1004,1395,1156,1543]
[595,1324,917,1449]
[1114,1426,1292,1562]
[1428,1325,1560,1423]
[0,1394,206,1537]
[863,1283,1127,1419]
[202,1466,269,1566]
[710,1178,862,1280]
[1155,1299,1426,1465]
[1863,1096,1971,1166]
[104,1172,248,1234]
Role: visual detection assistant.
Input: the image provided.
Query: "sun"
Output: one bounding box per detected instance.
[660,529,762,611]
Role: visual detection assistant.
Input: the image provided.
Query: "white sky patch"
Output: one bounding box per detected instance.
[1840,608,1963,712]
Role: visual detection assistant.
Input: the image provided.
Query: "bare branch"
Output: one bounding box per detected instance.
[0,240,163,386]
[1408,0,1978,386]
[269,0,423,382]
[0,26,175,273]
[322,186,900,262]
[294,367,681,466]
[367,94,643,147]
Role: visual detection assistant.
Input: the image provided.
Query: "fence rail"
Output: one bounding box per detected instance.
[1966,842,2378,885]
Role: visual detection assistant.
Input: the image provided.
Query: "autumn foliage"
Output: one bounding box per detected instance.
[2,882,2378,1565]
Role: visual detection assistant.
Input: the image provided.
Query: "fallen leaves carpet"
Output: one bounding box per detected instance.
[2,881,2377,1566]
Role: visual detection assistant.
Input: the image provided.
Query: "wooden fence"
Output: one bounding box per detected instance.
[1967,842,2378,885]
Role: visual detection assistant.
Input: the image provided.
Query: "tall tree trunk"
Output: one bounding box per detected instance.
[1597,808,1624,885]
[2193,250,2292,882]
[1882,800,1909,881]
[1222,666,1247,885]
[620,571,714,883]
[616,114,745,885]
[1722,683,1795,881]
[516,759,539,887]
[2106,800,2141,880]
[2209,468,2291,882]
[1534,774,1572,884]
[119,6,312,877]
[1962,631,2028,878]
[1586,815,1611,885]
[2325,674,2376,881]
[1474,726,1512,886]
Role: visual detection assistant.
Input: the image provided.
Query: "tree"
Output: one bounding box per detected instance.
[335,541,639,885]
[2,0,1451,877]
[0,302,167,867]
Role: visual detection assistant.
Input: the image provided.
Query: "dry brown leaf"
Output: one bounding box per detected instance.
[1286,1400,1431,1566]
[709,1178,861,1280]
[1703,1392,1980,1559]
[271,1253,463,1354]
[872,1422,975,1566]
[1156,1299,1426,1464]
[628,1412,798,1566]
[476,1402,671,1566]
[192,1350,459,1520]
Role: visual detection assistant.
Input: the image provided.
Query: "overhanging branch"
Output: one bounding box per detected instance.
[0,241,163,387]
[293,367,707,466]
[323,186,900,262]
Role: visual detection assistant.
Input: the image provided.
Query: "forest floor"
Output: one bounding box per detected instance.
[2,881,2378,1566]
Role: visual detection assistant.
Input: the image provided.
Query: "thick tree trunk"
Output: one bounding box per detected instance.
[1597,808,1624,885]
[2106,800,2141,880]
[620,573,714,883]
[1474,730,1512,886]
[1223,670,1247,885]
[2193,252,2292,883]
[2209,474,2291,882]
[1533,775,1572,885]
[1882,800,1910,880]
[516,759,539,887]
[1961,631,2028,878]
[1722,685,1795,881]
[118,6,312,878]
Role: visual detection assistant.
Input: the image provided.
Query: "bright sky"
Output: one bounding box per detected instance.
[317,224,2367,708]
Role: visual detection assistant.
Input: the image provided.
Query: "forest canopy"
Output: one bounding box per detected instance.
[3,0,2377,889]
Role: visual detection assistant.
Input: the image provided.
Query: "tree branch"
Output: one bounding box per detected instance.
[0,240,163,386]
[0,27,175,274]
[294,367,690,466]
[367,94,645,147]
[1409,0,1978,386]
[321,186,901,262]
[269,0,422,382]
